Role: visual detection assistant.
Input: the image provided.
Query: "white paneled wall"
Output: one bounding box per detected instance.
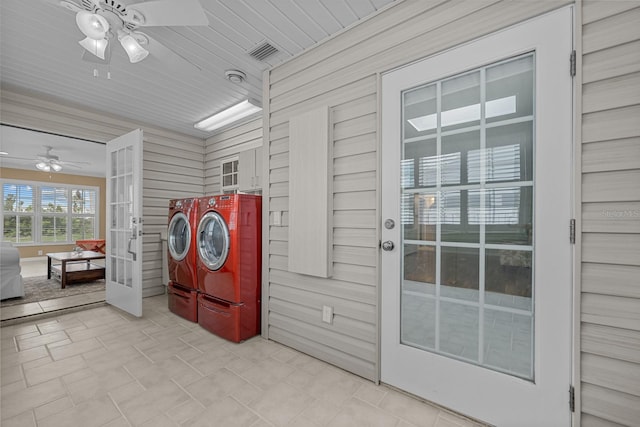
[579,2,640,425]
[264,0,573,382]
[0,88,205,297]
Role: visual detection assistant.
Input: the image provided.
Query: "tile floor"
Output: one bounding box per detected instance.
[1,294,486,427]
[1,258,105,323]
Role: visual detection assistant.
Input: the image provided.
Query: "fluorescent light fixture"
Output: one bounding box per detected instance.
[0,151,8,156]
[195,99,262,132]
[119,32,149,63]
[76,10,109,40]
[408,96,517,132]
[79,37,108,59]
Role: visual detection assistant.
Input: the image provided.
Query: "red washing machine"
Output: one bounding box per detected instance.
[167,198,199,322]
[196,194,262,342]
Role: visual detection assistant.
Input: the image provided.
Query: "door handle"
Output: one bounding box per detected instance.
[382,240,395,251]
[127,236,137,261]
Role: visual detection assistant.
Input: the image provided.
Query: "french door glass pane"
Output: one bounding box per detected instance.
[400,53,535,380]
[110,146,135,288]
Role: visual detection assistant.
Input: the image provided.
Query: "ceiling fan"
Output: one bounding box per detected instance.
[43,0,209,65]
[1,146,89,173]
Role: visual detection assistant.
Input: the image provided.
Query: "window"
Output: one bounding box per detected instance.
[220,157,239,193]
[2,183,34,243]
[1,181,99,245]
[41,186,68,243]
[71,189,97,240]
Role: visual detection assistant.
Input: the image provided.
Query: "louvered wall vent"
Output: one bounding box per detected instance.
[247,41,279,61]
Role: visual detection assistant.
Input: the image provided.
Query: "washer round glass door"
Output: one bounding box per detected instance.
[197,211,230,270]
[168,212,190,261]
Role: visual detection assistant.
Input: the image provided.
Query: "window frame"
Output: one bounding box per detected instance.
[220,156,239,194]
[1,179,100,246]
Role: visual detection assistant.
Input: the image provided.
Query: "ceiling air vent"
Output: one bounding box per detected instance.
[248,41,279,62]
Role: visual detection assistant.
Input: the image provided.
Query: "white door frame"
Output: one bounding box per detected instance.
[106,129,143,317]
[380,7,574,426]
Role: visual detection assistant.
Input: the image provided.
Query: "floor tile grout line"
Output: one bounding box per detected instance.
[169,377,207,410]
[177,335,206,356]
[174,353,207,379]
[122,364,149,392]
[229,393,275,427]
[133,342,157,365]
[107,390,134,427]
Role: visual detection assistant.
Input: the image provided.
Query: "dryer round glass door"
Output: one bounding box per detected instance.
[168,212,191,261]
[197,211,230,270]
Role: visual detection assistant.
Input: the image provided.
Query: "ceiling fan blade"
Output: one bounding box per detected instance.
[0,155,35,162]
[59,160,91,166]
[60,163,83,169]
[128,0,208,27]
[42,0,82,12]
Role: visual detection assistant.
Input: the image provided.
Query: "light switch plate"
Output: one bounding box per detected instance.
[273,211,281,226]
[322,305,333,324]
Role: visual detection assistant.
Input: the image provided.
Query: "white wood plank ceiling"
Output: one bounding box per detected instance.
[0,0,395,139]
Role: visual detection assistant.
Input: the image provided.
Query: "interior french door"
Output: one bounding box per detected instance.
[381,8,573,426]
[106,129,143,317]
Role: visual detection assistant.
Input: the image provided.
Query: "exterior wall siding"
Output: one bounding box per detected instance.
[0,88,205,297]
[579,2,640,425]
[264,0,573,382]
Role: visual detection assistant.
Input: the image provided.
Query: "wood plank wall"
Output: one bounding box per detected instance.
[0,88,205,297]
[204,118,263,194]
[264,0,572,382]
[580,2,640,426]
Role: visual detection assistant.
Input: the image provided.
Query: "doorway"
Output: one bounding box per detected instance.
[380,7,574,426]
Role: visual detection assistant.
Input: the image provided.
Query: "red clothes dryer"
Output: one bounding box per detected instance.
[196,194,262,342]
[167,197,199,321]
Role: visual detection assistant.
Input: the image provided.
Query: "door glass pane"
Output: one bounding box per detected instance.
[403,84,437,139]
[485,249,532,311]
[400,53,535,380]
[484,187,533,245]
[109,147,136,289]
[486,55,534,123]
[484,309,533,378]
[440,301,479,361]
[403,193,437,241]
[441,247,479,302]
[441,71,480,131]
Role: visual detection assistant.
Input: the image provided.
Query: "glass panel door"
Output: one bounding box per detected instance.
[106,129,143,317]
[381,7,573,426]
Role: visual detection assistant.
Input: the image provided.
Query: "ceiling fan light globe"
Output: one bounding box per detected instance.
[119,34,149,63]
[36,162,50,172]
[76,10,109,40]
[51,163,63,172]
[79,37,108,60]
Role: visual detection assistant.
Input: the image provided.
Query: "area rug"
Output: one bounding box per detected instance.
[0,276,105,307]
